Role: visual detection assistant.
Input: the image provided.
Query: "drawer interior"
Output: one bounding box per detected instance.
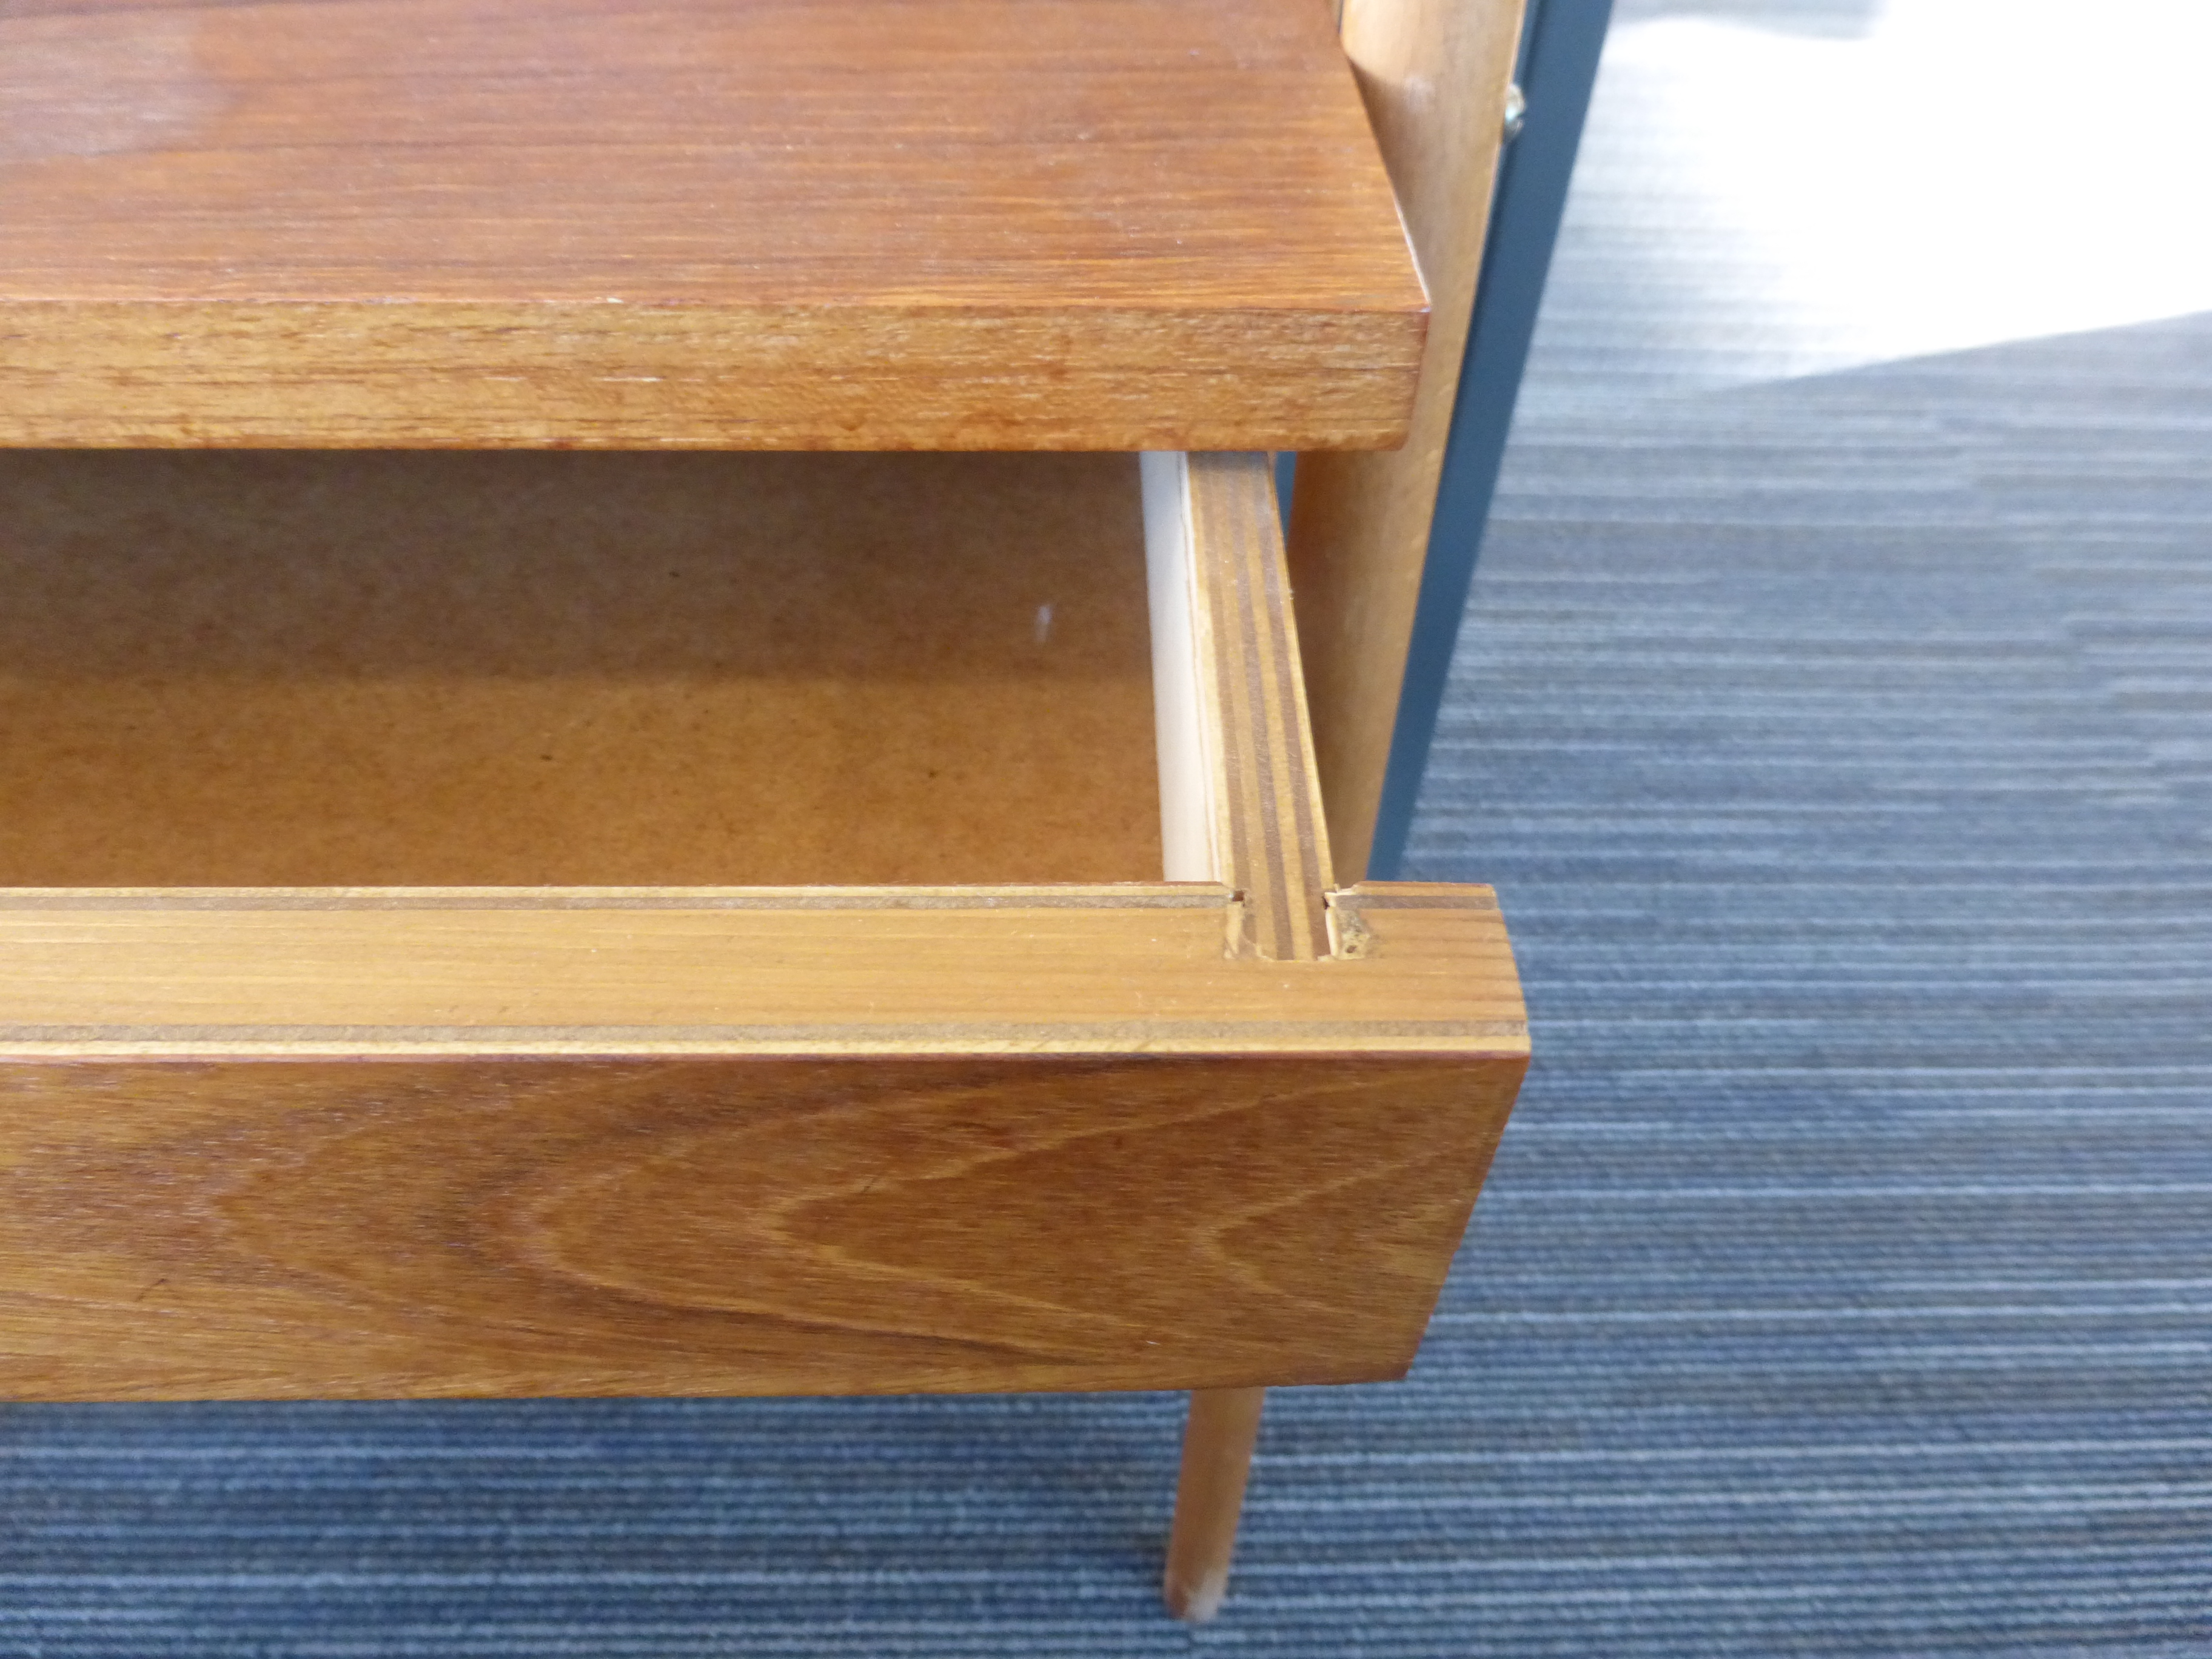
[0,450,1162,886]
[0,444,1537,1406]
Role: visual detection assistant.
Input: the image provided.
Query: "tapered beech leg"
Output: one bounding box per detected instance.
[1162,1386,1267,1621]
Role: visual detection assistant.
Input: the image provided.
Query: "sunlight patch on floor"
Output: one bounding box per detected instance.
[1560,0,2212,388]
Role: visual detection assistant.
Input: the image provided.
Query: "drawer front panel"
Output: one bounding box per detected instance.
[0,1053,1520,1400]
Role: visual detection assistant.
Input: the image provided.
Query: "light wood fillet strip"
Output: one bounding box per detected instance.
[0,886,1226,913]
[1182,453,1335,961]
[1141,452,1216,885]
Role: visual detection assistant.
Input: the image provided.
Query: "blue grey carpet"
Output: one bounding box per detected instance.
[8,16,2211,1658]
[1398,311,2212,1657]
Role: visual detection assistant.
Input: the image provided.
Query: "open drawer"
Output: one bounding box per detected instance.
[0,449,1526,1401]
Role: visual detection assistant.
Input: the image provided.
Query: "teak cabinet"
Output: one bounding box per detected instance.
[0,0,1529,1621]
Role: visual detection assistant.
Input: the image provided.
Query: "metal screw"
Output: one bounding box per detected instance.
[1503,81,1527,142]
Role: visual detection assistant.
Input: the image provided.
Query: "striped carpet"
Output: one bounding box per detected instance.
[8,7,2211,1655]
[1399,311,2212,1655]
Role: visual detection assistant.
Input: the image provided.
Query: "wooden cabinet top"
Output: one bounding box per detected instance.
[0,0,1427,449]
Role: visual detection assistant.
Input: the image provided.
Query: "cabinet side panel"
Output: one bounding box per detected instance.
[1288,0,1527,876]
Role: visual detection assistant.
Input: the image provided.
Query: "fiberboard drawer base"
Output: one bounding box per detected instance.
[0,451,1526,1403]
[0,449,1164,887]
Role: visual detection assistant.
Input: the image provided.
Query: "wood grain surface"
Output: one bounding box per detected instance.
[0,0,1426,449]
[0,885,1524,1055]
[1184,453,1337,960]
[1289,0,1526,873]
[0,450,1161,886]
[0,1056,1520,1401]
[0,888,1525,1399]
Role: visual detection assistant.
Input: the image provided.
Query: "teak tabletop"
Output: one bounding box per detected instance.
[0,0,1428,450]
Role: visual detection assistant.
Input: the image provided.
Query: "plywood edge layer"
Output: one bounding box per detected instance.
[0,883,1526,1059]
[1187,452,1337,959]
[1145,451,1336,960]
[0,302,1423,451]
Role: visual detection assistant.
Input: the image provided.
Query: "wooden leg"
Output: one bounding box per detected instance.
[1162,1386,1266,1621]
